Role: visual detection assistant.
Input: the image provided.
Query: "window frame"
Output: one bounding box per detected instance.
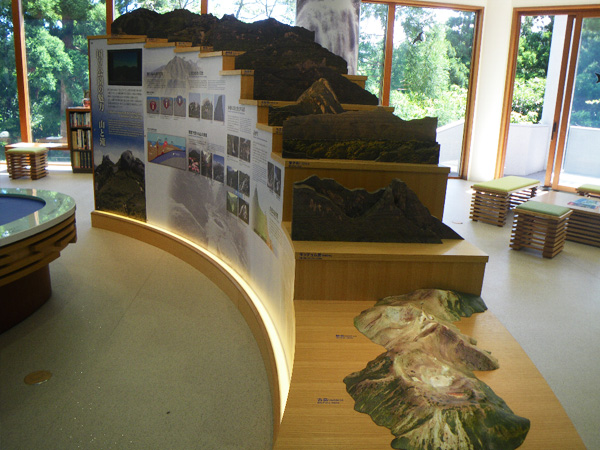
[362,0,483,179]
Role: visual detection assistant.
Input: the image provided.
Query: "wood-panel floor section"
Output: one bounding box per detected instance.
[274,300,585,449]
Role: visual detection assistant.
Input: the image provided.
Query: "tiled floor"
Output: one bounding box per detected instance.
[1,169,598,449]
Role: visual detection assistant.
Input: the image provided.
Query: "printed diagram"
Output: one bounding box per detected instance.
[147,131,187,170]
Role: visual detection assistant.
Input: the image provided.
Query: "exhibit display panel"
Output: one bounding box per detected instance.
[89,38,296,425]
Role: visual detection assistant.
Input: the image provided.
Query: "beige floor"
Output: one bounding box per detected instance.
[0,169,273,449]
[1,168,598,449]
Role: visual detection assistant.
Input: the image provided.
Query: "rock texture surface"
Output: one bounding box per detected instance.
[269,78,344,126]
[94,151,146,221]
[111,9,378,105]
[344,289,530,450]
[282,108,440,163]
[291,176,461,243]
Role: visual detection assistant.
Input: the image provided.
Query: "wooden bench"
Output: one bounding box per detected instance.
[576,184,600,199]
[5,145,49,180]
[510,201,572,258]
[470,176,539,226]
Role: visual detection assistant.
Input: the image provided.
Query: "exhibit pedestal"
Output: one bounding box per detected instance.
[286,223,488,299]
[274,154,449,221]
[274,300,586,449]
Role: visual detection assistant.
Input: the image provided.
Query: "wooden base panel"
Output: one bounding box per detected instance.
[510,211,571,258]
[274,155,450,221]
[0,265,52,333]
[287,223,489,299]
[274,300,585,449]
[566,210,600,247]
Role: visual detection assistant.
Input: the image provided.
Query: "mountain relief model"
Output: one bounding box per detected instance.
[110,9,377,105]
[282,104,440,164]
[94,150,146,221]
[268,78,345,126]
[291,176,461,243]
[344,289,530,450]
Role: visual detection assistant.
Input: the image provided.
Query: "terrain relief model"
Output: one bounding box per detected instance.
[110,9,375,105]
[291,176,461,243]
[111,9,440,164]
[344,289,530,450]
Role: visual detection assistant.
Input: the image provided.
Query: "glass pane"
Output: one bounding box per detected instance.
[389,6,475,177]
[23,0,106,163]
[208,1,295,25]
[0,2,21,162]
[116,0,203,16]
[504,15,554,181]
[357,2,387,102]
[561,16,600,187]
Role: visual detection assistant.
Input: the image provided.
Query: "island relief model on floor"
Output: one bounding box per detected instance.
[344,289,530,450]
[291,175,461,243]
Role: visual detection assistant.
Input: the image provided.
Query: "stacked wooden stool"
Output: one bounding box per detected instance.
[5,145,49,180]
[576,184,600,199]
[470,176,539,226]
[510,201,572,258]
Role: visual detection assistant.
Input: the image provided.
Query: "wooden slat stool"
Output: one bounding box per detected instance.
[470,176,540,226]
[576,184,600,199]
[5,146,49,180]
[510,201,572,258]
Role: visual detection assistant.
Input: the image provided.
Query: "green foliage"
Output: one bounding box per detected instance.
[570,17,600,128]
[357,2,387,101]
[0,0,21,142]
[357,5,474,127]
[511,77,546,124]
[510,16,552,124]
[0,0,107,141]
[390,84,467,127]
[517,16,553,81]
[445,11,475,88]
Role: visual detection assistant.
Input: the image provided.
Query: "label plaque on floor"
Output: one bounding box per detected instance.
[24,370,52,385]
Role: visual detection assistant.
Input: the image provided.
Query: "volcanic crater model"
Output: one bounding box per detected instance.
[291,175,461,243]
[344,289,531,450]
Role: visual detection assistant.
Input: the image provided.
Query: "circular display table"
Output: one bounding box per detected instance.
[0,188,76,332]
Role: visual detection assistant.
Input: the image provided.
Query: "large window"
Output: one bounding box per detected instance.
[23,0,106,162]
[358,2,481,177]
[1,0,21,161]
[208,0,295,24]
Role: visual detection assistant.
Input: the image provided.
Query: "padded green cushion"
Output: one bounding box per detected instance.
[6,146,47,154]
[516,200,570,217]
[578,184,600,194]
[472,176,539,192]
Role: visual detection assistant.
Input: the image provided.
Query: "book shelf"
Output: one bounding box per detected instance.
[66,107,92,173]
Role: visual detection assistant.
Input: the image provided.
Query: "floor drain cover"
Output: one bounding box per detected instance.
[24,370,52,385]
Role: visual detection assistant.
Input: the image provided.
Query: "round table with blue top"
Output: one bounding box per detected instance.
[0,188,77,332]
